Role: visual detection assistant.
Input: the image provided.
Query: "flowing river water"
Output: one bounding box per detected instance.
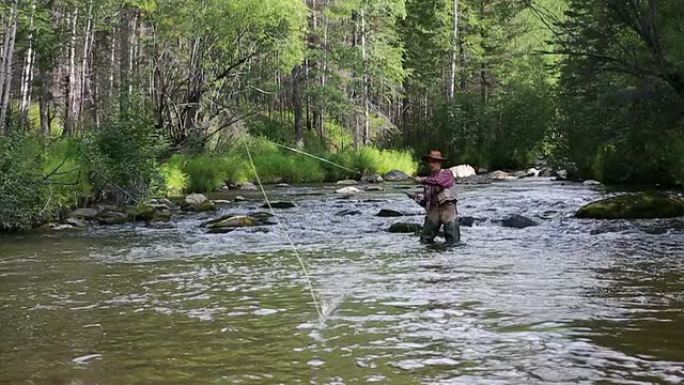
[1,179,683,384]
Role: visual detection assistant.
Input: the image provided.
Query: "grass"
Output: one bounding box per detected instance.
[161,137,417,194]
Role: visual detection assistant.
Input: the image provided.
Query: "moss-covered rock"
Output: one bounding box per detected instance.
[576,192,684,219]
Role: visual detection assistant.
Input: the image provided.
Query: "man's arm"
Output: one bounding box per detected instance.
[418,170,454,188]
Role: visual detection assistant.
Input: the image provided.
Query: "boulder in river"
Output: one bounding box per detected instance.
[459,216,485,227]
[512,170,528,178]
[501,214,538,229]
[364,185,385,192]
[555,169,568,180]
[388,222,422,233]
[69,208,99,220]
[96,210,129,225]
[583,180,601,186]
[383,170,411,181]
[336,179,358,185]
[377,209,406,217]
[527,168,541,177]
[575,192,684,219]
[361,174,384,184]
[450,165,476,179]
[185,193,208,205]
[488,170,516,181]
[263,201,296,209]
[205,215,262,234]
[336,186,361,195]
[241,182,258,191]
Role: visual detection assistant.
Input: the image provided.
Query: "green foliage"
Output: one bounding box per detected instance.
[0,136,48,231]
[159,155,189,196]
[82,113,165,202]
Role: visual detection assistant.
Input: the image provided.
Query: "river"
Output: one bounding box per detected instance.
[1,179,683,384]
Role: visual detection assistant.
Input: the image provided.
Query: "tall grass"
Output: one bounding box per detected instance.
[162,138,416,194]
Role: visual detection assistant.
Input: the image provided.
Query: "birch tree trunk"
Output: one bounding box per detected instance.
[78,0,93,130]
[292,64,304,149]
[0,0,18,135]
[360,7,370,145]
[64,8,79,136]
[19,2,37,131]
[448,0,459,100]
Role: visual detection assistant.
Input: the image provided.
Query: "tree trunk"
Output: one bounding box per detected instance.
[78,0,93,131]
[19,2,37,131]
[39,69,51,135]
[360,7,370,145]
[64,8,79,136]
[448,0,459,100]
[479,0,487,105]
[0,0,18,135]
[119,8,131,114]
[292,64,304,149]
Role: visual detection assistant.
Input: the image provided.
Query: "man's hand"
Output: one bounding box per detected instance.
[415,176,426,183]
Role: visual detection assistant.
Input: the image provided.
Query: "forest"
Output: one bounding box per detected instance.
[1,0,683,230]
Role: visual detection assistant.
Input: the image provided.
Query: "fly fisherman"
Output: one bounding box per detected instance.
[415,150,460,246]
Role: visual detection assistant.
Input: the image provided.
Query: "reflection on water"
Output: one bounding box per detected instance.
[1,179,683,384]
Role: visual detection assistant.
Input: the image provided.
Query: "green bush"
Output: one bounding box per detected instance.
[82,113,165,202]
[159,155,189,196]
[0,136,48,231]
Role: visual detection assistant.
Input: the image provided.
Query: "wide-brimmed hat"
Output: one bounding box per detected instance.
[422,149,447,162]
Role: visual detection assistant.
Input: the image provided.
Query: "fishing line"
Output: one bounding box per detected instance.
[243,141,325,324]
[269,141,362,176]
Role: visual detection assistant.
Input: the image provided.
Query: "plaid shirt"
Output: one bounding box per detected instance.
[422,169,455,210]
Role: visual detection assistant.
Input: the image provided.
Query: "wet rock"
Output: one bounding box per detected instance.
[361,174,384,183]
[336,179,358,185]
[555,169,568,180]
[185,193,208,206]
[477,168,489,174]
[336,209,362,216]
[576,192,684,219]
[275,183,291,188]
[450,165,476,179]
[133,203,171,222]
[489,170,516,181]
[501,214,538,229]
[527,168,541,177]
[583,179,601,186]
[69,208,99,219]
[458,216,484,227]
[539,168,554,177]
[336,186,361,195]
[64,218,87,228]
[212,199,232,205]
[45,223,79,231]
[193,200,216,212]
[388,223,422,233]
[364,185,385,192]
[383,169,411,181]
[458,175,493,185]
[512,170,528,178]
[97,211,129,225]
[263,201,296,209]
[249,211,275,221]
[204,214,274,234]
[234,195,246,202]
[376,209,405,217]
[241,182,258,191]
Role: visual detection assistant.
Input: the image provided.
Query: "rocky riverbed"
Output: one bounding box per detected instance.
[1,177,683,384]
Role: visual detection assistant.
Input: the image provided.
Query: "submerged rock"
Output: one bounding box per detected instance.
[336,209,362,216]
[459,216,485,227]
[388,223,422,233]
[576,192,684,219]
[377,209,405,217]
[263,201,296,209]
[383,170,411,181]
[501,214,538,229]
[458,175,493,185]
[450,165,476,179]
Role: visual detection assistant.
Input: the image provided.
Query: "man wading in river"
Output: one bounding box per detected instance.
[415,150,460,246]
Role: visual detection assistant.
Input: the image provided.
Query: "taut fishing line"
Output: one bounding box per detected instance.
[243,141,325,323]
